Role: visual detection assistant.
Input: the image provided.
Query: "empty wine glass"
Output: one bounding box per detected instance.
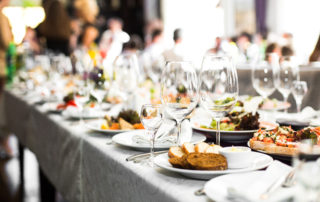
[199,54,238,145]
[292,80,308,113]
[74,81,90,124]
[275,56,299,112]
[252,53,278,100]
[113,52,139,109]
[161,61,199,146]
[140,104,163,167]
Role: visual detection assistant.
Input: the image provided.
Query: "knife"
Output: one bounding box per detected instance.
[126,150,168,162]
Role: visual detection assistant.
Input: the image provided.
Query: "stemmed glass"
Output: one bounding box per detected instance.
[74,81,90,124]
[252,53,278,100]
[113,52,139,109]
[199,55,238,145]
[140,104,163,167]
[275,56,299,112]
[292,80,308,113]
[161,61,199,146]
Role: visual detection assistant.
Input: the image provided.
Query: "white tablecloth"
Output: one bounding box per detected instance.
[0,89,208,202]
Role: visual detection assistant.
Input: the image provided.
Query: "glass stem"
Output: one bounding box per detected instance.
[216,118,221,146]
[176,120,182,146]
[284,95,288,113]
[297,102,301,113]
[149,129,156,167]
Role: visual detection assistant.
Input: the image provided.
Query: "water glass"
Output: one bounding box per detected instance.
[140,104,163,167]
[292,80,308,113]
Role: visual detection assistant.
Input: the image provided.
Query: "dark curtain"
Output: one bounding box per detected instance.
[255,0,267,35]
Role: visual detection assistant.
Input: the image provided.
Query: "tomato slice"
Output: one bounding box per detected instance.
[263,137,274,143]
[66,100,77,107]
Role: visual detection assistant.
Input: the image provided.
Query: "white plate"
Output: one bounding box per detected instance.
[62,108,105,119]
[85,119,133,134]
[154,152,273,180]
[112,130,206,151]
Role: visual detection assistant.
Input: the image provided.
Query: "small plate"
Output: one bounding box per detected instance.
[112,130,206,152]
[85,119,134,135]
[42,102,63,113]
[154,152,273,180]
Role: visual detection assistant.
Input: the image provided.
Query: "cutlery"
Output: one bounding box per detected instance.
[126,150,167,162]
[194,188,205,196]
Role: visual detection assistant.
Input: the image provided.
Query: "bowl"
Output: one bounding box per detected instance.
[219,146,252,169]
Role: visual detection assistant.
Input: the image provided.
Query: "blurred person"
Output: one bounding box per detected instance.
[281,46,294,57]
[140,28,165,82]
[74,0,99,24]
[162,29,186,62]
[78,24,99,51]
[123,35,143,54]
[309,34,320,62]
[144,19,163,47]
[69,18,82,52]
[99,17,130,62]
[265,43,281,57]
[38,0,71,55]
[23,27,41,54]
[207,37,223,55]
[236,32,253,63]
[0,0,13,159]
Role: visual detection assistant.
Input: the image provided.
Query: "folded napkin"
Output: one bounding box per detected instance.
[230,160,292,201]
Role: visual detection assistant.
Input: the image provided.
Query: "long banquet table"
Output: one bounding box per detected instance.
[0,89,209,202]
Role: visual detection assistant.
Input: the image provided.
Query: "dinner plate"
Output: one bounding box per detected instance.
[42,102,63,113]
[154,152,273,180]
[112,130,206,152]
[191,120,277,144]
[85,119,133,135]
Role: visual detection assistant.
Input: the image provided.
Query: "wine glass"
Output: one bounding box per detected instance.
[161,61,199,146]
[275,56,299,112]
[113,52,139,109]
[74,81,90,124]
[199,54,238,145]
[292,80,308,113]
[252,53,278,100]
[140,104,163,167]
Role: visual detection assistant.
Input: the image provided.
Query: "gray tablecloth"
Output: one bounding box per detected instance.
[237,66,320,111]
[0,90,208,202]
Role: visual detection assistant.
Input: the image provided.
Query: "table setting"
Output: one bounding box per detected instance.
[1,51,320,202]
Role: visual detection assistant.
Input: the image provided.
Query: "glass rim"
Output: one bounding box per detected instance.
[203,53,232,59]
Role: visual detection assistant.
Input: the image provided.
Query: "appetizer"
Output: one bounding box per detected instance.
[57,93,97,110]
[101,109,144,130]
[201,108,260,131]
[249,126,320,155]
[168,142,227,170]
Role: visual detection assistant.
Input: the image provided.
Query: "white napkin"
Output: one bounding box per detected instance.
[231,160,292,201]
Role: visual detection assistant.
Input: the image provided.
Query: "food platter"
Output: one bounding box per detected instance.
[85,119,134,134]
[154,152,273,180]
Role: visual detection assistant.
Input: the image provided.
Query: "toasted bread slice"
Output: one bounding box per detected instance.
[168,146,185,158]
[186,153,227,170]
[119,118,134,130]
[195,142,210,153]
[182,142,195,154]
[168,155,191,169]
[205,145,221,154]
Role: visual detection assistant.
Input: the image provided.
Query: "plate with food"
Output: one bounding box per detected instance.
[191,107,277,144]
[85,109,144,134]
[240,96,290,111]
[248,126,320,162]
[154,142,273,180]
[112,131,206,152]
